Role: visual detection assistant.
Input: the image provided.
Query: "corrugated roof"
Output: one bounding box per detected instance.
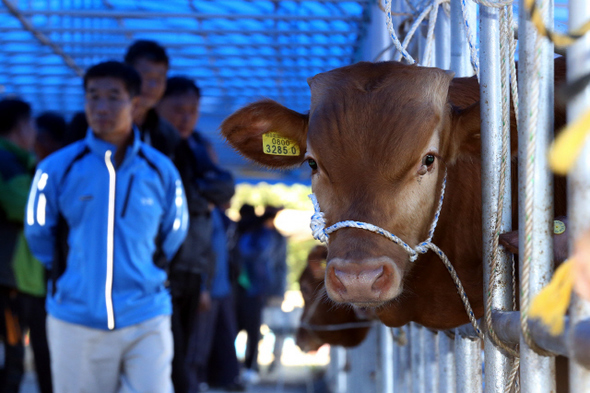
[0,0,573,183]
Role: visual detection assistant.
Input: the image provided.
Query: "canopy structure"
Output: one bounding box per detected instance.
[0,0,373,184]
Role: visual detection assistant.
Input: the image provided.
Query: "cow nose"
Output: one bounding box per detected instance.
[334,266,384,289]
[326,258,401,306]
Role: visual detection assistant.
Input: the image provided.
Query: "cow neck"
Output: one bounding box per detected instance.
[308,169,484,339]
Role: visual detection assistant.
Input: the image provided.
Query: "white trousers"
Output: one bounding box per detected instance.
[47,314,174,393]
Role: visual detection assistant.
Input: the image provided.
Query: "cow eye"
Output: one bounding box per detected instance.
[423,154,435,167]
[308,159,318,171]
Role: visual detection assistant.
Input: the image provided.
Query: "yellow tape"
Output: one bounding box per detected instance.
[548,110,590,175]
[525,0,590,49]
[262,132,300,156]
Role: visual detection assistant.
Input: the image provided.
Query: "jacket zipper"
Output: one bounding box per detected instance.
[121,175,134,218]
[104,151,116,330]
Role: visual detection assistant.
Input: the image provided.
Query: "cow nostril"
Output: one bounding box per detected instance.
[372,263,394,293]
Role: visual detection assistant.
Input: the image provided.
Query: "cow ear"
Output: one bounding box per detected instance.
[220,99,309,168]
[308,258,326,280]
[307,245,328,280]
[447,102,482,163]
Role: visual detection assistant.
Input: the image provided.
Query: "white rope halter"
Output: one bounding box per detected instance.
[308,169,484,337]
[309,170,447,262]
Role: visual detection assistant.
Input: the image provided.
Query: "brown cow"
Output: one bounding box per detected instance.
[296,245,372,352]
[221,58,567,329]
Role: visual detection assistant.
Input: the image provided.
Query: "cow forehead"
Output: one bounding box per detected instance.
[306,62,451,178]
[308,61,452,110]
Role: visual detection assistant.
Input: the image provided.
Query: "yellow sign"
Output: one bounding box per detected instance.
[554,220,566,235]
[262,132,300,156]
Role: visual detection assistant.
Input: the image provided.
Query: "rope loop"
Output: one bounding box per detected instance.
[307,170,482,337]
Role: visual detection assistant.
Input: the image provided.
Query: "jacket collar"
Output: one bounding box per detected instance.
[85,127,141,165]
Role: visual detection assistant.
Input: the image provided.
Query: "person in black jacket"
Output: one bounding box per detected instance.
[157,76,235,393]
[65,40,180,159]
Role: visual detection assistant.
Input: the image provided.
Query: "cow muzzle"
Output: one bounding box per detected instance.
[325,257,402,306]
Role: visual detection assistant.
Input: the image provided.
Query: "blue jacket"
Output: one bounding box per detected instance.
[25,129,189,330]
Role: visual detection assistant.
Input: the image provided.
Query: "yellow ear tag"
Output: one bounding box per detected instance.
[320,259,327,271]
[262,132,300,156]
[554,220,566,235]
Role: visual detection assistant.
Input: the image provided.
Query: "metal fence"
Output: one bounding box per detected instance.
[327,0,590,392]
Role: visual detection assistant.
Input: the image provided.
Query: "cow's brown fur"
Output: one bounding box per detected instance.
[221,57,568,329]
[295,246,371,352]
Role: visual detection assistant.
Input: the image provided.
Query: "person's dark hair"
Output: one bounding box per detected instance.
[83,61,142,98]
[124,40,169,67]
[36,111,66,142]
[0,98,31,136]
[162,76,201,99]
[237,203,260,233]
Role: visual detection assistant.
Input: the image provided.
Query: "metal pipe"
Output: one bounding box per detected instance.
[479,3,515,393]
[567,1,590,391]
[0,26,359,35]
[449,0,474,77]
[2,37,356,47]
[454,330,482,393]
[0,9,365,20]
[398,325,412,392]
[410,323,425,393]
[438,332,456,393]
[435,4,450,70]
[518,0,556,391]
[424,330,439,393]
[380,325,394,393]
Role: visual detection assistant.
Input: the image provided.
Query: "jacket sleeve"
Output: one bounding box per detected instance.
[24,168,60,269]
[159,167,189,262]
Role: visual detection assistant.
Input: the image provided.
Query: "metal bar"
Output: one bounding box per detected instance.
[410,323,425,393]
[439,333,456,393]
[0,26,360,35]
[435,4,450,70]
[454,330,482,393]
[518,0,556,391]
[0,41,357,49]
[449,0,474,77]
[567,0,590,390]
[396,326,412,393]
[380,325,394,393]
[424,330,439,393]
[0,9,365,21]
[479,3,514,393]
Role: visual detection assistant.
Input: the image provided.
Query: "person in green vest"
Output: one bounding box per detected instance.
[0,98,50,393]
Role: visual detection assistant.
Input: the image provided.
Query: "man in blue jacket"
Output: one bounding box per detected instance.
[25,61,189,393]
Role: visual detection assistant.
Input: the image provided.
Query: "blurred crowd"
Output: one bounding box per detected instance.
[0,40,287,393]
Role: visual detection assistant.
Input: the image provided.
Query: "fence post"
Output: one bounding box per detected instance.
[518,0,556,391]
[439,332,456,393]
[410,323,426,393]
[435,4,450,70]
[479,3,515,393]
[424,330,439,392]
[454,332,482,393]
[567,0,590,390]
[380,324,394,393]
[450,0,475,76]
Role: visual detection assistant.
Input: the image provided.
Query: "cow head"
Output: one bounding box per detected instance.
[221,61,481,309]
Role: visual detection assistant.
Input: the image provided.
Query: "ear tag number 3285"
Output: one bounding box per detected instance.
[262,132,300,156]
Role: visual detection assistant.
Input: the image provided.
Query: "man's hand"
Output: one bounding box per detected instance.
[199,291,212,312]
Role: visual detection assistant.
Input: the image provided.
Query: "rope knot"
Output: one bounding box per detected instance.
[309,194,329,243]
